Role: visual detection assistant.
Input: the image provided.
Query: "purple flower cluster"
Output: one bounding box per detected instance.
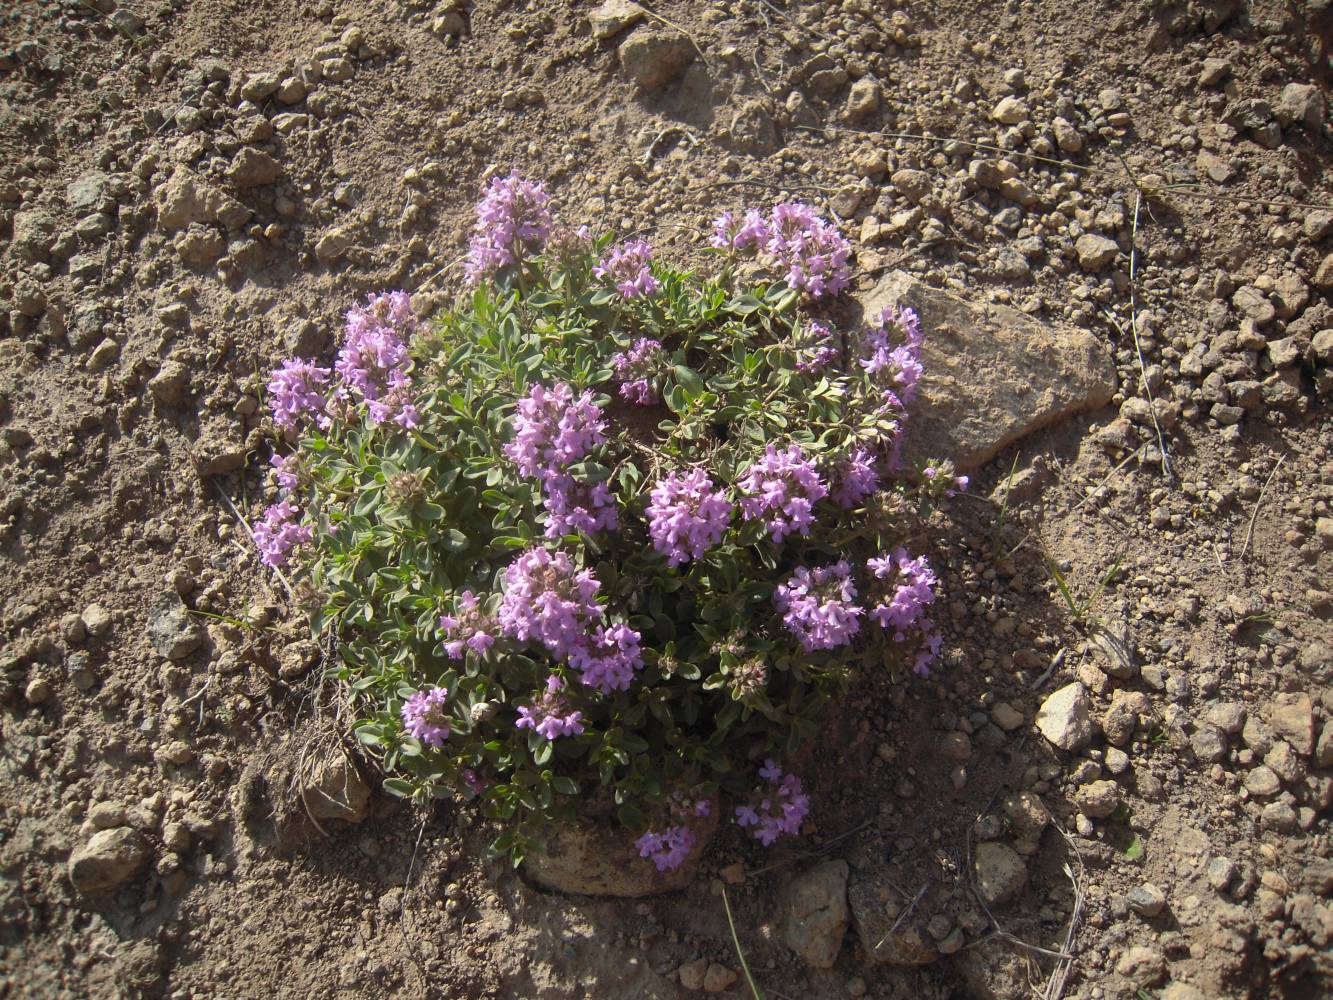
[595,239,660,299]
[270,452,300,493]
[568,622,644,693]
[860,305,924,411]
[923,465,970,497]
[738,444,827,543]
[735,760,810,846]
[709,208,769,251]
[401,686,451,747]
[515,674,585,740]
[831,447,880,509]
[774,561,863,651]
[505,383,606,479]
[867,548,941,676]
[611,338,666,405]
[497,547,603,658]
[253,500,313,569]
[646,470,733,567]
[337,291,420,429]
[541,475,619,539]
[711,202,852,298]
[635,825,696,872]
[464,172,552,284]
[267,358,331,431]
[438,591,497,659]
[794,319,839,375]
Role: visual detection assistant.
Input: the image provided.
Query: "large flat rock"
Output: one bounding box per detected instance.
[860,272,1117,470]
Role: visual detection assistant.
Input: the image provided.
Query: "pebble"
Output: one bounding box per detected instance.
[1198,58,1232,86]
[68,827,150,893]
[991,96,1029,125]
[844,78,882,123]
[618,30,694,91]
[990,702,1024,731]
[1206,856,1237,891]
[590,0,645,40]
[1190,725,1228,764]
[1036,683,1093,751]
[1075,779,1121,819]
[24,676,51,704]
[1267,693,1315,755]
[81,603,113,638]
[1075,234,1119,271]
[1115,945,1166,987]
[703,963,738,993]
[973,841,1027,905]
[678,958,708,991]
[1128,883,1167,918]
[148,597,205,661]
[1243,765,1281,797]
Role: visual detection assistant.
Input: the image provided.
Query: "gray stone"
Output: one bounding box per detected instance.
[590,0,645,39]
[1000,791,1049,842]
[1305,210,1333,242]
[81,603,113,637]
[1277,83,1326,130]
[859,272,1115,470]
[1313,253,1333,291]
[1206,856,1237,890]
[891,168,931,204]
[1243,765,1281,797]
[1316,722,1333,770]
[1190,725,1228,764]
[618,29,694,91]
[678,958,707,991]
[1035,683,1094,752]
[524,808,716,896]
[1075,233,1119,271]
[11,210,56,261]
[1232,286,1275,325]
[68,827,149,893]
[702,964,737,994]
[1103,690,1149,749]
[66,171,123,215]
[1198,58,1231,86]
[1196,149,1235,184]
[1128,883,1167,918]
[780,860,849,968]
[1052,117,1084,153]
[973,841,1027,906]
[148,597,205,661]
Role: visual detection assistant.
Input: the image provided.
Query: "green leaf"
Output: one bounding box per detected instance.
[383,778,416,798]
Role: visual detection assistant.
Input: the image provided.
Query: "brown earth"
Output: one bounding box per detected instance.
[1,1,1331,999]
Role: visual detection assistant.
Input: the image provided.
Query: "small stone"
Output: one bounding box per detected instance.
[88,338,121,371]
[1232,286,1275,325]
[1075,780,1120,819]
[61,614,86,644]
[1036,683,1093,751]
[1315,722,1333,770]
[304,751,370,823]
[1207,702,1246,735]
[1075,234,1119,271]
[240,72,280,102]
[1304,210,1333,242]
[990,702,1024,731]
[1206,856,1237,891]
[991,96,1029,124]
[1199,58,1232,86]
[148,361,190,406]
[703,963,738,993]
[1116,946,1166,987]
[226,149,283,188]
[1261,801,1298,832]
[1128,883,1167,918]
[1267,693,1315,755]
[82,603,113,638]
[1243,765,1281,798]
[678,958,708,992]
[1051,117,1083,153]
[315,225,355,264]
[1162,985,1208,1000]
[973,842,1027,906]
[321,57,354,83]
[844,78,882,124]
[1196,149,1235,184]
[148,597,205,661]
[940,731,972,762]
[1104,747,1130,774]
[618,30,694,91]
[1277,83,1326,130]
[68,828,150,893]
[24,676,51,704]
[1190,725,1227,764]
[87,802,126,829]
[1000,791,1049,841]
[1314,253,1333,291]
[590,0,645,39]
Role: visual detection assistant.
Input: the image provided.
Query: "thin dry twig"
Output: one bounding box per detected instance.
[874,883,929,951]
[1042,821,1087,1000]
[1028,647,1067,690]
[1238,453,1287,564]
[1125,191,1172,480]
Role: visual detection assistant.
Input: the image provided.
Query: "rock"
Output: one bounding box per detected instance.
[1316,722,1333,769]
[678,958,707,991]
[1035,683,1093,752]
[847,874,938,965]
[618,29,694,91]
[1206,856,1237,890]
[891,168,931,204]
[1196,150,1235,184]
[11,210,56,261]
[240,72,281,102]
[66,171,123,215]
[24,676,51,703]
[1265,335,1304,368]
[1268,693,1315,755]
[940,731,972,762]
[990,702,1024,731]
[1198,58,1231,86]
[88,802,126,829]
[727,100,778,155]
[1190,725,1227,763]
[1277,83,1326,130]
[1075,233,1119,271]
[191,416,247,477]
[703,964,738,994]
[844,78,882,124]
[991,96,1029,124]
[148,361,190,406]
[1128,883,1167,918]
[974,842,1027,906]
[1105,746,1130,774]
[1232,286,1275,325]
[1207,702,1246,735]
[321,57,354,83]
[303,751,371,824]
[1314,253,1333,291]
[780,860,849,969]
[1051,117,1083,153]
[109,9,144,34]
[1075,780,1121,819]
[1305,210,1333,242]
[226,148,283,188]
[590,0,645,39]
[1243,765,1281,798]
[82,603,113,638]
[859,273,1115,470]
[1000,791,1049,842]
[68,828,149,893]
[314,225,355,264]
[156,170,223,232]
[88,338,121,372]
[148,596,205,661]
[175,225,226,266]
[524,807,717,896]
[1116,945,1166,987]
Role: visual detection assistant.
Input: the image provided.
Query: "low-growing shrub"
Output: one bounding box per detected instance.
[256,173,964,867]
